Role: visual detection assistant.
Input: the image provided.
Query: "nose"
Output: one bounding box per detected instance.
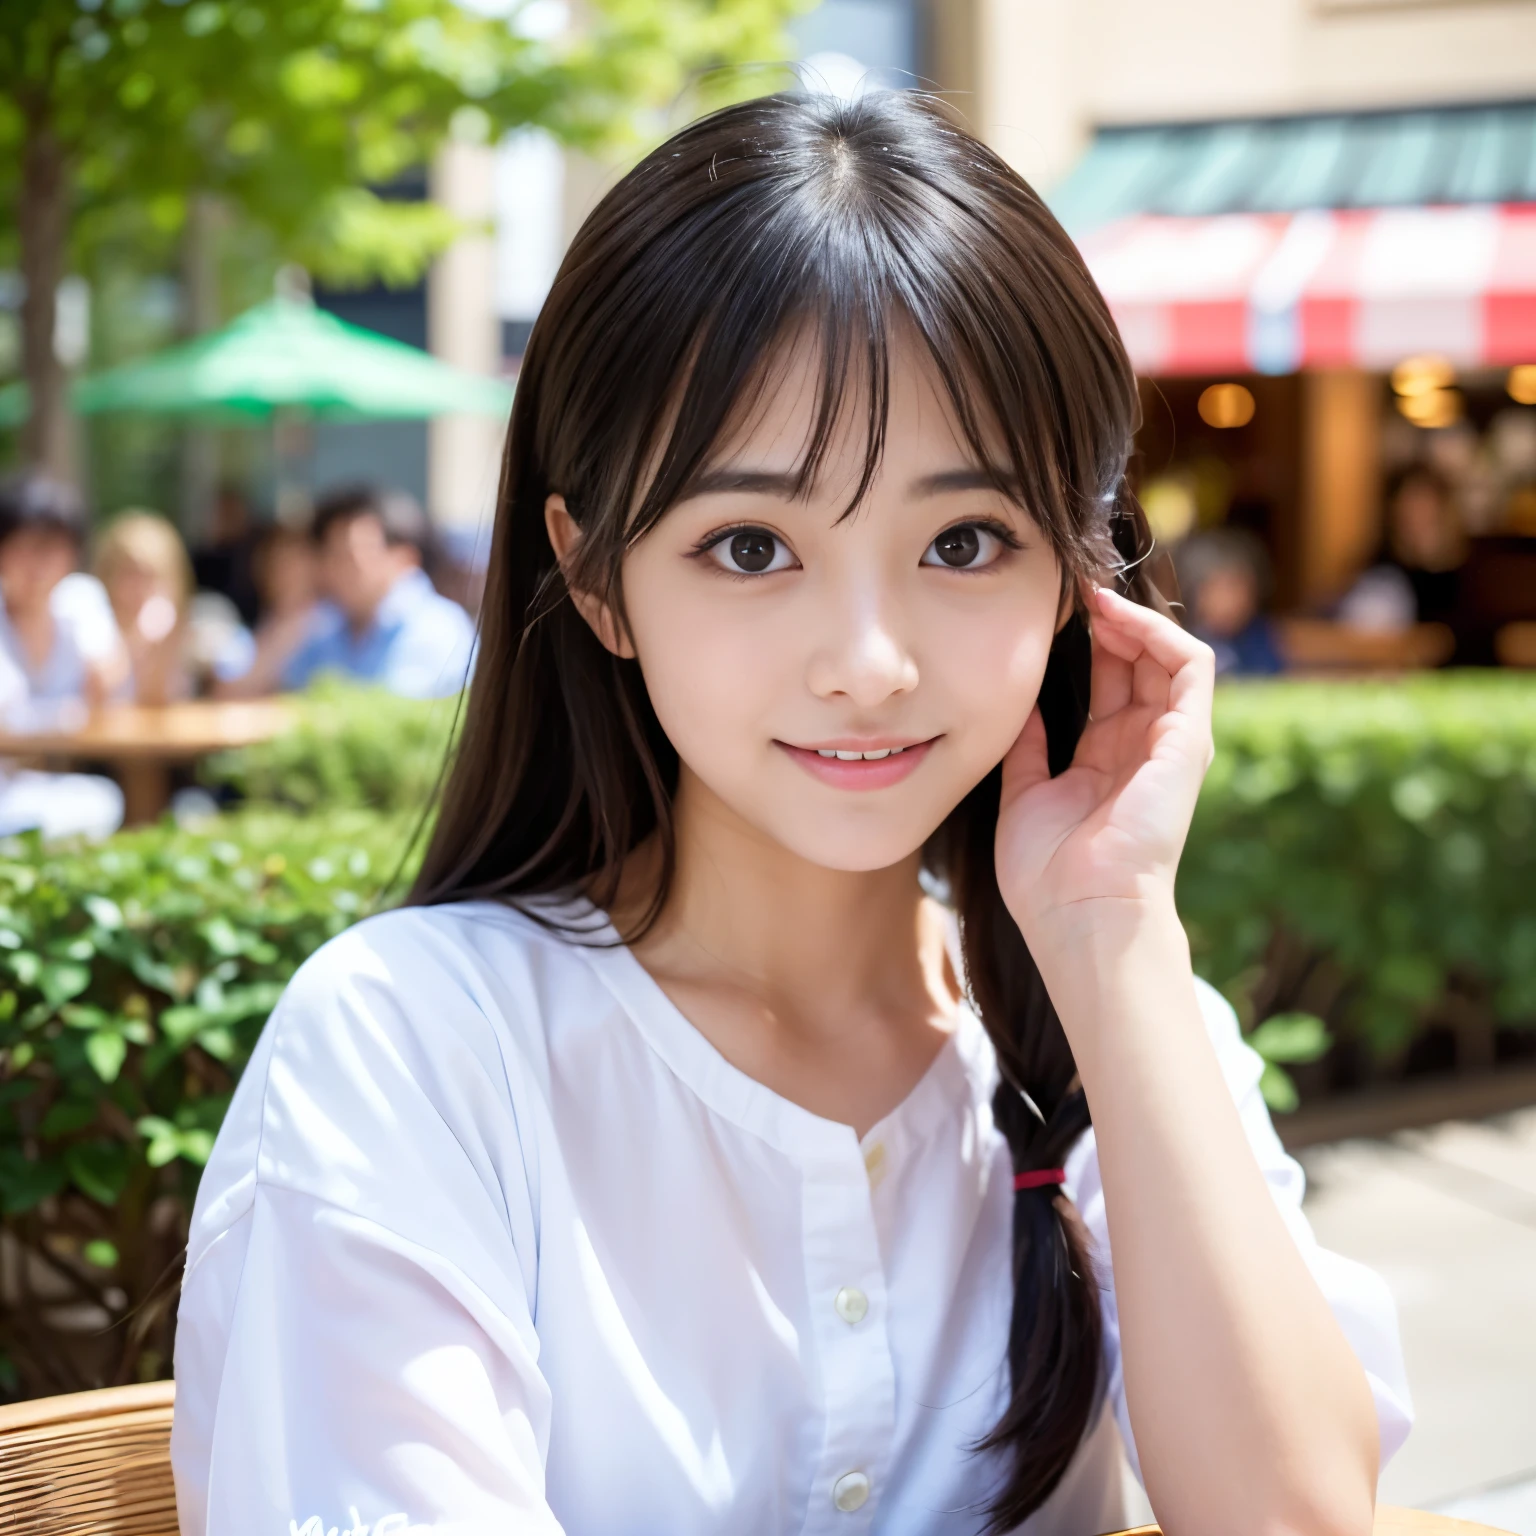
[804,585,919,708]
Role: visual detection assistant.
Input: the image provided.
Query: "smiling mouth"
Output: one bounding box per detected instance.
[811,744,915,761]
[776,736,939,789]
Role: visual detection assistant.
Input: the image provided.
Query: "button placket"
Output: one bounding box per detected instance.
[799,1141,895,1535]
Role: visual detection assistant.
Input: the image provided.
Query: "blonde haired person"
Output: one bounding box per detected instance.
[94,511,198,705]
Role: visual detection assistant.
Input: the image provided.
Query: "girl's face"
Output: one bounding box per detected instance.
[566,338,1068,873]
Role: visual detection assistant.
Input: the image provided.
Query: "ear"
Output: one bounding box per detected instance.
[544,494,636,659]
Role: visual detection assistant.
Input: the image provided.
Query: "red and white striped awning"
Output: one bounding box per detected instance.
[1078,203,1536,376]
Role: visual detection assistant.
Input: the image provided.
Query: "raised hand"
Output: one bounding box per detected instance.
[995,585,1216,943]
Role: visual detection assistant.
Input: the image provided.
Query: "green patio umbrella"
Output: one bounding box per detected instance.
[0,296,513,424]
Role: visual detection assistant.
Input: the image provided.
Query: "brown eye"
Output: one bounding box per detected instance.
[923,524,1005,570]
[704,527,795,575]
[932,527,979,567]
[730,531,776,571]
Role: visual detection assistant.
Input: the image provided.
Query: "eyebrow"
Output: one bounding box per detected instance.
[909,467,1016,498]
[679,464,1017,503]
[681,467,803,500]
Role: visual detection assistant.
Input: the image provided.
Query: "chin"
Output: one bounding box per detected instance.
[758,806,945,875]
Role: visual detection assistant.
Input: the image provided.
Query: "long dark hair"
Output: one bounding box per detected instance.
[410,89,1166,1532]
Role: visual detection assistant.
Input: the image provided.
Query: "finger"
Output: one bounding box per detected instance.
[999,704,1051,807]
[1092,586,1208,678]
[1087,600,1134,719]
[1132,649,1171,715]
[1093,586,1213,731]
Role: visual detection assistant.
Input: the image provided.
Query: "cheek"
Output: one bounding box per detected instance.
[928,580,1063,747]
[625,576,779,768]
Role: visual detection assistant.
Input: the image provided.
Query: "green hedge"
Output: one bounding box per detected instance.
[0,809,418,1397]
[1182,674,1536,1067]
[200,680,459,814]
[2,673,1533,1399]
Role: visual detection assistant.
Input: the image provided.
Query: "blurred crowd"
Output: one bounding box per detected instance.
[1173,465,1470,679]
[0,471,478,838]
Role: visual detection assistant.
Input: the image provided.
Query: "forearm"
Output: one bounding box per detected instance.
[1035,895,1379,1536]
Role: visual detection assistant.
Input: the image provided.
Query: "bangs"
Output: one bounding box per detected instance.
[539,91,1136,605]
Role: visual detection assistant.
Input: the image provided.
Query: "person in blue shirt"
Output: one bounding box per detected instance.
[1174,527,1286,677]
[281,485,476,698]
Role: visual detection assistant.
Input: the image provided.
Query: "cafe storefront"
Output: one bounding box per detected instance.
[1052,99,1536,667]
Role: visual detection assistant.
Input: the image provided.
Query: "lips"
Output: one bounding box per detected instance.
[776,737,937,789]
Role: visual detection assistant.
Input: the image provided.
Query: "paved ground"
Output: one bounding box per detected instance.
[1300,1106,1536,1535]
[1114,1106,1536,1534]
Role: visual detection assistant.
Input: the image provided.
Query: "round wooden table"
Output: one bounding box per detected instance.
[0,699,293,825]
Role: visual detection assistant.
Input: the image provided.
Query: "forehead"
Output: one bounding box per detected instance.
[703,325,984,482]
[2,524,75,554]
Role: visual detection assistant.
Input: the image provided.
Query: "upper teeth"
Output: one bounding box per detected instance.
[817,746,906,760]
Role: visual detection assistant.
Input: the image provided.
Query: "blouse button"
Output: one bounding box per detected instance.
[834,1286,869,1325]
[832,1472,871,1512]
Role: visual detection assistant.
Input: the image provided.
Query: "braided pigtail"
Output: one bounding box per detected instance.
[944,489,1170,1532]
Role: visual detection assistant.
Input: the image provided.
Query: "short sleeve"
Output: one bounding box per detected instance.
[171,918,565,1536]
[1062,978,1414,1488]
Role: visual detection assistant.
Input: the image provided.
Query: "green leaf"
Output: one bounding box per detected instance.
[65,1141,130,1205]
[84,896,124,931]
[0,1149,68,1214]
[162,1007,212,1047]
[40,1099,96,1139]
[84,1029,128,1084]
[1259,1061,1300,1114]
[40,961,92,1009]
[200,915,244,957]
[1247,1012,1332,1065]
[83,1239,120,1269]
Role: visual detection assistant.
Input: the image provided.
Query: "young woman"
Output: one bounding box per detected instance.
[171,93,1411,1536]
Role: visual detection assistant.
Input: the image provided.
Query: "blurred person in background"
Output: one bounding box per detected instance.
[95,511,196,705]
[191,483,262,627]
[96,510,255,702]
[1174,527,1285,677]
[0,473,124,838]
[1338,464,1468,635]
[0,472,127,718]
[280,484,475,697]
[213,522,321,699]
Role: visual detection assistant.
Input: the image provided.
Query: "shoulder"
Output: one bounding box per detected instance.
[273,900,597,1073]
[52,571,111,618]
[51,573,120,657]
[403,586,475,644]
[189,902,604,1260]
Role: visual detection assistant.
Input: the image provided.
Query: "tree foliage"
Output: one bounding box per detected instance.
[0,0,806,286]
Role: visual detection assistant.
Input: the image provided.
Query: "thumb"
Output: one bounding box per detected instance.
[999,704,1051,811]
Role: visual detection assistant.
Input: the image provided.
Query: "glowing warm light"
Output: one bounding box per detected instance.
[1509,365,1536,406]
[1141,477,1198,543]
[1390,355,1456,397]
[1397,388,1462,429]
[1197,382,1256,429]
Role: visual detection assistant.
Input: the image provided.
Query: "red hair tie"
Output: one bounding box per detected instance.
[1013,1168,1066,1192]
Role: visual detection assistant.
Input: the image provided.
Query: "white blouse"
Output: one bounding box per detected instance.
[171,900,1412,1536]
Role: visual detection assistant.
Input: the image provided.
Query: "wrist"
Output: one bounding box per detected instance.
[1020,892,1196,1074]
[1011,874,1181,959]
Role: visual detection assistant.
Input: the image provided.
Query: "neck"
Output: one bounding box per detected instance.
[619,766,951,1032]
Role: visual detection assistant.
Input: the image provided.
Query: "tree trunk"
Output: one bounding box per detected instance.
[18,115,73,483]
